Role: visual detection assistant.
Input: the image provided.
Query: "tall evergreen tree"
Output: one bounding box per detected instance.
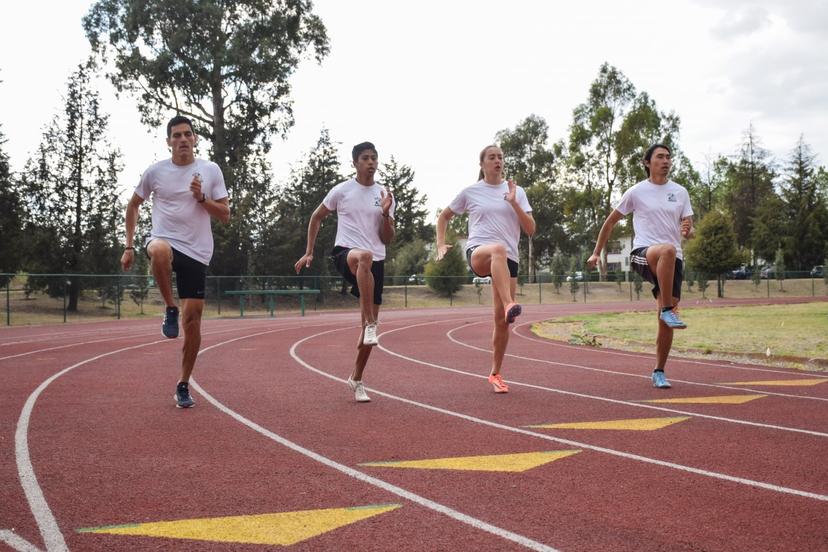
[723,123,776,254]
[0,123,24,286]
[379,156,431,245]
[779,136,827,270]
[256,129,342,278]
[19,61,123,310]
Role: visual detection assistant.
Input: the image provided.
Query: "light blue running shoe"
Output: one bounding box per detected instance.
[659,308,687,329]
[652,370,672,389]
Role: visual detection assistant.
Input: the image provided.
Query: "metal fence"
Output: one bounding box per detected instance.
[1,271,826,326]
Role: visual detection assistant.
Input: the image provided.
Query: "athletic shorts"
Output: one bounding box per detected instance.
[630,247,683,300]
[466,246,519,278]
[331,246,385,305]
[145,242,207,300]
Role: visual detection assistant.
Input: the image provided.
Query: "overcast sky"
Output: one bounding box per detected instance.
[2,0,827,216]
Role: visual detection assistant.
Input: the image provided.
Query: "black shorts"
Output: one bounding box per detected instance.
[630,247,683,300]
[331,246,385,305]
[466,246,519,278]
[145,242,207,299]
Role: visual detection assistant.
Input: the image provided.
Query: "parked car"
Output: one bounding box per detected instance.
[811,265,825,278]
[565,271,584,282]
[472,276,492,285]
[730,265,752,279]
[407,274,424,284]
[760,266,778,279]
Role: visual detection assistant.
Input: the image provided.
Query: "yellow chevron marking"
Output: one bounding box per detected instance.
[526,416,690,431]
[721,379,827,387]
[642,394,766,404]
[77,504,401,546]
[360,451,580,472]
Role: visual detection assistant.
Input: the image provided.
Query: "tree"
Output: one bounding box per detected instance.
[424,245,465,296]
[496,115,562,280]
[550,248,567,293]
[560,63,693,272]
[684,211,741,298]
[19,61,123,310]
[84,0,330,275]
[0,123,24,286]
[379,156,431,245]
[722,124,776,254]
[256,129,342,280]
[779,136,828,271]
[387,238,430,280]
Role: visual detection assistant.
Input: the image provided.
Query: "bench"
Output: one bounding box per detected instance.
[224,289,320,318]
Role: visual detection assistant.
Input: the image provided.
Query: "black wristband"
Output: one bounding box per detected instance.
[124,246,135,251]
[198,193,207,203]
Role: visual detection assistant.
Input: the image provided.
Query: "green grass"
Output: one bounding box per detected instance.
[532,302,828,371]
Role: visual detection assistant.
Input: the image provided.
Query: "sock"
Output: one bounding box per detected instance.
[654,369,664,373]
[661,306,673,312]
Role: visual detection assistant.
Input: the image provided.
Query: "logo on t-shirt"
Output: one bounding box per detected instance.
[667,193,677,203]
[373,195,382,207]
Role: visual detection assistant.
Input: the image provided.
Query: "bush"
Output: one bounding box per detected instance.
[424,245,466,296]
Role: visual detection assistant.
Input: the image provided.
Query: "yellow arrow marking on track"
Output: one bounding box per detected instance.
[720,379,828,387]
[77,504,401,546]
[642,394,766,404]
[526,416,690,431]
[360,451,581,472]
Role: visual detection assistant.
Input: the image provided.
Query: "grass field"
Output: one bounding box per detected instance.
[532,302,828,371]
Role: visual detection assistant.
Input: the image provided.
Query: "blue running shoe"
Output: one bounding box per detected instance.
[174,381,195,408]
[162,306,179,338]
[659,308,686,329]
[652,370,672,389]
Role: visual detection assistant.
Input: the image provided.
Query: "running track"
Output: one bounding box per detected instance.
[1,299,826,551]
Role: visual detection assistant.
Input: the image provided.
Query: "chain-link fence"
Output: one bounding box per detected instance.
[1,271,826,326]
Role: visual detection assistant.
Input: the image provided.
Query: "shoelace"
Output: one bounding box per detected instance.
[490,375,507,388]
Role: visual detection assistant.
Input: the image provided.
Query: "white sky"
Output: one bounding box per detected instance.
[1,0,827,216]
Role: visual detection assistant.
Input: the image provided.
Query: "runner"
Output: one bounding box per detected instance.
[436,144,535,393]
[587,143,694,388]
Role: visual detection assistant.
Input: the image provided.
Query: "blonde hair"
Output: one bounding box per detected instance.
[478,144,500,180]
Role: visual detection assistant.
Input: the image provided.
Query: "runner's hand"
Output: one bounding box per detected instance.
[505,180,517,204]
[121,249,134,271]
[436,244,453,261]
[380,189,393,216]
[294,254,313,274]
[586,253,601,270]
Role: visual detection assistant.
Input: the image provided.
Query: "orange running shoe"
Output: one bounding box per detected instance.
[505,303,522,324]
[488,373,509,393]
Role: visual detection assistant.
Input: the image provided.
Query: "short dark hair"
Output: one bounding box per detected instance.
[352,142,377,163]
[167,115,194,138]
[643,143,671,176]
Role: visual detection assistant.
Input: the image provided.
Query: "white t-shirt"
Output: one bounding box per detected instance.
[615,179,694,260]
[447,180,532,263]
[135,158,228,265]
[323,178,395,261]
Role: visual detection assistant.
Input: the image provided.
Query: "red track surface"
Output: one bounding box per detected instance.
[1,299,826,551]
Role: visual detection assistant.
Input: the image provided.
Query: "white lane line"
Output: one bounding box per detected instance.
[380,319,827,438]
[13,340,167,552]
[190,328,557,552]
[0,530,43,552]
[7,321,331,552]
[511,316,828,377]
[453,321,828,403]
[0,320,292,363]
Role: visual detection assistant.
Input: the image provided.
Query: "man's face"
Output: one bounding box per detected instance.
[167,123,196,157]
[646,147,672,177]
[353,149,378,176]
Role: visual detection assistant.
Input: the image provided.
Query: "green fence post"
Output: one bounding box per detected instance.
[63,280,68,323]
[217,277,222,315]
[5,279,10,326]
[404,281,408,308]
[116,277,121,320]
[538,280,542,304]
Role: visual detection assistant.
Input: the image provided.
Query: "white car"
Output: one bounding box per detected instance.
[472,276,492,285]
[565,271,584,282]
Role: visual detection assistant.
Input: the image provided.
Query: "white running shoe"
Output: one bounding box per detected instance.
[362,322,379,346]
[347,377,371,402]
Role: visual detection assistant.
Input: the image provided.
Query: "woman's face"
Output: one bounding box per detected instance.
[480,147,504,178]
